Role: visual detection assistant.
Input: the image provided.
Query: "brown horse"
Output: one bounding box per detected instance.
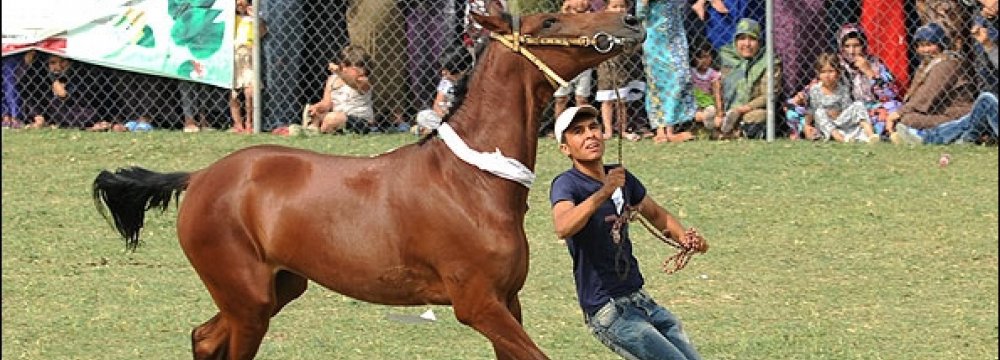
[92,10,643,360]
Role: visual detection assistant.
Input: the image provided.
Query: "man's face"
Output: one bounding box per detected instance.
[559,117,605,162]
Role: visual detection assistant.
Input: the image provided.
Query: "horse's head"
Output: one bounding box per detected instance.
[472,10,645,88]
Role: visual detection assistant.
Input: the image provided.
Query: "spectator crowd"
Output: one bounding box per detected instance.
[1,0,996,146]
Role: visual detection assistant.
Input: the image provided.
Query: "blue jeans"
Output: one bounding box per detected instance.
[919,92,999,145]
[586,290,702,360]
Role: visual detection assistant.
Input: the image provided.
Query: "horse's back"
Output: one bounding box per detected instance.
[176,143,472,304]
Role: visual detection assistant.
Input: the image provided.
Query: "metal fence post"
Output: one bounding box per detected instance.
[252,0,262,134]
[766,0,774,142]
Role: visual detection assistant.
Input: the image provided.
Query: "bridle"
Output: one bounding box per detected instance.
[489,14,639,88]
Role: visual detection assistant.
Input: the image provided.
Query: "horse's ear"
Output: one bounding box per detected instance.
[471,12,511,34]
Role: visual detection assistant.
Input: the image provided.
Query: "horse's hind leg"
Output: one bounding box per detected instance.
[185,232,294,360]
[191,271,307,360]
[189,267,272,359]
[192,314,231,359]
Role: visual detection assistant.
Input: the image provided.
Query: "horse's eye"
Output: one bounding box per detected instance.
[542,18,558,29]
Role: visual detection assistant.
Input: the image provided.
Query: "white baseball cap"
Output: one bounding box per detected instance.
[554,105,600,143]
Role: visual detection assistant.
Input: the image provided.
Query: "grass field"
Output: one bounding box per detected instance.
[3,129,997,360]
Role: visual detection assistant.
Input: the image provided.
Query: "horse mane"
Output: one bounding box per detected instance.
[418,13,511,145]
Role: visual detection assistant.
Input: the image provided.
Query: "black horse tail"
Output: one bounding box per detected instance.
[92,167,192,251]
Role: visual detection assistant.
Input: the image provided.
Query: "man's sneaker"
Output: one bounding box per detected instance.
[720,109,739,134]
[891,124,923,145]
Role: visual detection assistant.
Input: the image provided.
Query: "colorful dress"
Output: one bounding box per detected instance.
[690,67,721,109]
[836,24,902,135]
[807,82,871,142]
[636,0,695,129]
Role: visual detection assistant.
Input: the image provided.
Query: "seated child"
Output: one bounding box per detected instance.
[689,41,725,135]
[306,45,374,134]
[414,49,475,135]
[804,53,878,143]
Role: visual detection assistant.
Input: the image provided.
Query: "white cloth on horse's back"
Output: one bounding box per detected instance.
[437,123,536,188]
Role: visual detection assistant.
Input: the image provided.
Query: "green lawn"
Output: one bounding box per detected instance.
[3,129,997,359]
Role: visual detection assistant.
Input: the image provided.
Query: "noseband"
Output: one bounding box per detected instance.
[490,15,638,88]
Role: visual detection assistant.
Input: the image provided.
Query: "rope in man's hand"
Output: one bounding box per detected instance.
[613,206,709,274]
[661,227,708,274]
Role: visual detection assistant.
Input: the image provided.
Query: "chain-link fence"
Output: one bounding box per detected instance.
[2,0,996,143]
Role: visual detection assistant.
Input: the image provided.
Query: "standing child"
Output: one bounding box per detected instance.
[805,53,878,143]
[689,41,725,135]
[596,0,646,141]
[229,0,255,134]
[306,45,374,134]
[552,0,595,122]
[414,49,475,135]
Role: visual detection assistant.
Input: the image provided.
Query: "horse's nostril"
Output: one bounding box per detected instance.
[623,15,639,27]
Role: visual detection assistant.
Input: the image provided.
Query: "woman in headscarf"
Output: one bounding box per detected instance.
[836,23,903,137]
[888,22,998,145]
[718,18,783,139]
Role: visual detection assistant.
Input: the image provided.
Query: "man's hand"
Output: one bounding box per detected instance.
[601,167,626,197]
[682,227,709,253]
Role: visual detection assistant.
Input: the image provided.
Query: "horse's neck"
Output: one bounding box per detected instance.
[446,48,554,171]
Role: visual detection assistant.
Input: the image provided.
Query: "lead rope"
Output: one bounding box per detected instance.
[606,59,708,275]
[610,60,631,280]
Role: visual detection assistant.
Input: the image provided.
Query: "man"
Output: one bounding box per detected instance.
[888,22,998,145]
[548,105,704,360]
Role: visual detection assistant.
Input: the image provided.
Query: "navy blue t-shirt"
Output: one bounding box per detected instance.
[549,165,647,317]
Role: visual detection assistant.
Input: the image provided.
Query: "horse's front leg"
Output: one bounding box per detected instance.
[449,280,548,360]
